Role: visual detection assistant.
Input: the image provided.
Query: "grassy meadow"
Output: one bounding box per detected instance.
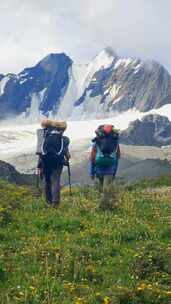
[0,179,171,303]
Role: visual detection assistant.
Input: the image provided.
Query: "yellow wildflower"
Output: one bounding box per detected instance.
[63,282,75,292]
[164,291,171,297]
[103,296,111,304]
[95,292,101,296]
[75,297,84,303]
[86,265,95,273]
[29,286,36,294]
[137,283,146,291]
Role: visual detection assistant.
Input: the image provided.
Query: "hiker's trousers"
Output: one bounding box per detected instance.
[97,175,114,193]
[42,156,63,205]
[97,175,116,210]
[44,168,63,205]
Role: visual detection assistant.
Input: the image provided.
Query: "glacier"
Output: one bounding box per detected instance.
[1,104,171,162]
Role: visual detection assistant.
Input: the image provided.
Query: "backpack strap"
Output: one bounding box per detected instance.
[57,137,64,156]
[41,128,47,155]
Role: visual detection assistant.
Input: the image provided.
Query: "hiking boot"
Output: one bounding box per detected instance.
[45,200,53,208]
[52,202,60,209]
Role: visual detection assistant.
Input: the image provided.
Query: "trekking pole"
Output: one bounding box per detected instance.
[36,168,40,189]
[36,168,43,191]
[67,162,72,196]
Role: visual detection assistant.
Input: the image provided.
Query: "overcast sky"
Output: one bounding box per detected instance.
[0,0,171,74]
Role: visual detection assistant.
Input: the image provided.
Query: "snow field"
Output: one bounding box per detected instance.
[1,104,171,160]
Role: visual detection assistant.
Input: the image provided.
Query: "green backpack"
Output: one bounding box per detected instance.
[95,145,117,167]
[94,125,119,168]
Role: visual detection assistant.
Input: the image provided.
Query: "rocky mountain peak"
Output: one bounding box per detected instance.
[103,46,117,58]
[38,52,72,72]
[120,114,171,147]
[92,47,117,69]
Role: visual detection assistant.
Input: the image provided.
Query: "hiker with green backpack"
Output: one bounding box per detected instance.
[36,119,71,208]
[89,125,120,197]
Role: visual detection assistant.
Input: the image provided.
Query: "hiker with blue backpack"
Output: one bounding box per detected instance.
[90,125,120,195]
[36,119,70,208]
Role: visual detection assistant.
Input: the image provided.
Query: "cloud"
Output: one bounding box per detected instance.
[0,0,171,73]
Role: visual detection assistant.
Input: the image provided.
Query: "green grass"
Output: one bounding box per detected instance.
[127,174,171,191]
[0,180,171,303]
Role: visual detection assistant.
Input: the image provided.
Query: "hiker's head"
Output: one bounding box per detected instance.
[41,119,67,132]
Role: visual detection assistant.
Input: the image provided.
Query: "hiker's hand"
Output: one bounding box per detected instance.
[65,151,71,160]
[37,168,43,177]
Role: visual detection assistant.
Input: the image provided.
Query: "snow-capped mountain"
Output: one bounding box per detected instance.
[1,47,171,121]
[0,53,72,120]
[73,50,171,118]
